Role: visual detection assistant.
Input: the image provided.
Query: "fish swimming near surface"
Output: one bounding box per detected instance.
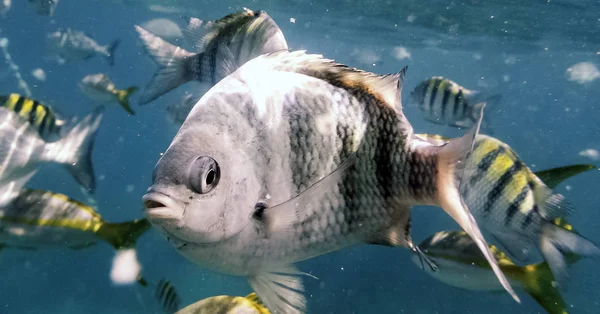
[165,93,200,127]
[413,220,582,314]
[134,7,289,105]
[416,133,600,284]
[0,188,151,285]
[142,49,521,313]
[28,0,59,16]
[410,77,501,133]
[46,28,120,66]
[79,73,138,115]
[154,278,270,314]
[0,93,70,142]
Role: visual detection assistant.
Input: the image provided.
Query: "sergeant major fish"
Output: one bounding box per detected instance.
[1,93,68,142]
[410,77,501,132]
[142,50,520,313]
[134,7,288,105]
[79,73,138,115]
[0,105,103,194]
[46,28,120,66]
[416,133,600,284]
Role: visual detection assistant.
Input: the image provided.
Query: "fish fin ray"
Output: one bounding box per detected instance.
[182,17,215,51]
[134,25,197,105]
[248,265,310,314]
[215,42,239,81]
[245,292,271,314]
[533,164,596,189]
[521,262,568,314]
[435,104,520,303]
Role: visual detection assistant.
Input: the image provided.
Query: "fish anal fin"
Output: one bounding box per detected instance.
[248,265,308,314]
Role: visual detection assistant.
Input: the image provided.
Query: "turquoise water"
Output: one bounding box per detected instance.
[1,1,599,313]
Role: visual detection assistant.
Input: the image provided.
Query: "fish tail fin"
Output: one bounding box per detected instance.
[106,39,121,66]
[97,218,152,250]
[434,104,520,303]
[134,25,198,105]
[520,262,568,314]
[115,86,138,115]
[48,106,104,194]
[540,220,600,285]
[245,292,271,314]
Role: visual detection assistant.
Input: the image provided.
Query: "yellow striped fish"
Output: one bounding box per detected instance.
[414,229,575,314]
[416,133,599,285]
[0,93,66,142]
[410,77,501,132]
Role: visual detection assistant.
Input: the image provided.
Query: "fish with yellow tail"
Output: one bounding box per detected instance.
[142,49,520,314]
[79,73,138,115]
[154,278,269,314]
[412,223,583,314]
[416,133,600,285]
[134,7,289,105]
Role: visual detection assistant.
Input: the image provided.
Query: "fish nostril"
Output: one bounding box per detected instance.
[144,200,165,209]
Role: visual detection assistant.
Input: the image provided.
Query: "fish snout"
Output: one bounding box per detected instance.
[142,190,184,222]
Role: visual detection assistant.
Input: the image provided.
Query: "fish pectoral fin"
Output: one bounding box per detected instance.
[533,164,596,190]
[436,104,520,303]
[215,43,239,82]
[248,265,316,314]
[258,153,356,234]
[368,204,412,248]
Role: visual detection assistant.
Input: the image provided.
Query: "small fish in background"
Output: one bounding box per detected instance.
[0,188,151,286]
[79,73,138,115]
[0,105,103,193]
[165,93,199,127]
[134,7,289,105]
[31,68,46,82]
[140,18,183,44]
[410,76,501,133]
[46,28,120,66]
[0,93,68,142]
[28,0,59,16]
[417,132,599,284]
[412,227,579,314]
[0,0,11,16]
[143,49,522,312]
[154,279,270,314]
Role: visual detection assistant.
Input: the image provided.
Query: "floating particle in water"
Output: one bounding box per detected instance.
[126,184,135,193]
[407,14,416,23]
[351,47,381,66]
[290,17,296,23]
[504,55,517,65]
[110,248,141,286]
[31,68,46,81]
[565,62,600,84]
[472,52,483,60]
[565,185,572,191]
[117,136,125,143]
[579,148,600,160]
[98,174,106,181]
[391,46,411,60]
[503,74,510,82]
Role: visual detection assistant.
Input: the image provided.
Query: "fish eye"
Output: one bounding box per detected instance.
[187,156,220,194]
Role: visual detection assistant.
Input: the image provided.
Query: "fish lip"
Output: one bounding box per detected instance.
[142,191,184,221]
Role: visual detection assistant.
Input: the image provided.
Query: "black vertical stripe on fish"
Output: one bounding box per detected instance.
[429,79,441,117]
[467,145,505,188]
[521,205,536,228]
[482,161,524,216]
[28,101,40,125]
[13,96,25,113]
[441,85,451,120]
[209,45,218,84]
[504,185,528,226]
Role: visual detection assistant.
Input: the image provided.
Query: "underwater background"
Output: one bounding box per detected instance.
[1,0,599,313]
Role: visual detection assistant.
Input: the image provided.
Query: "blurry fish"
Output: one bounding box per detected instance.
[79,73,138,115]
[46,28,120,66]
[416,133,599,284]
[0,93,68,142]
[155,278,181,313]
[410,76,501,132]
[140,18,183,44]
[166,93,199,126]
[0,0,10,16]
[0,106,103,193]
[134,7,288,105]
[142,49,521,314]
[413,228,577,314]
[28,0,59,16]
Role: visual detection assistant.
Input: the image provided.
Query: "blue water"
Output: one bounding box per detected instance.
[1,0,599,313]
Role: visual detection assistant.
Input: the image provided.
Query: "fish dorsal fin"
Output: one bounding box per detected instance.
[262,50,405,109]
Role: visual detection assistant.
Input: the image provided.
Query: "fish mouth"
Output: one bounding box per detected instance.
[142,191,184,221]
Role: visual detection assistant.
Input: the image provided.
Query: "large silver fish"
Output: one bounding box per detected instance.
[0,106,103,194]
[134,8,289,105]
[142,50,520,313]
[165,93,200,127]
[46,28,120,66]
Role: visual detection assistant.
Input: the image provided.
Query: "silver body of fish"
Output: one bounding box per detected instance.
[46,28,120,66]
[0,106,103,194]
[166,93,199,127]
[79,73,117,103]
[142,50,519,313]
